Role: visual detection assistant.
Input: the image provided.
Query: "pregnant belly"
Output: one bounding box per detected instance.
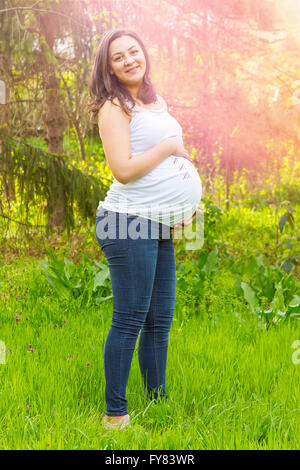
[105,156,202,225]
[149,156,202,205]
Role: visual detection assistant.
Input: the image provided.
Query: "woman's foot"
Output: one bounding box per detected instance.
[103,414,130,429]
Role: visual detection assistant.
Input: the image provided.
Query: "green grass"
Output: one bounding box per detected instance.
[0,256,299,450]
[2,125,300,449]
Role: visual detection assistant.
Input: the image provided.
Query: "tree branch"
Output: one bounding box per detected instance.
[0,4,90,31]
[0,0,43,14]
[0,212,47,228]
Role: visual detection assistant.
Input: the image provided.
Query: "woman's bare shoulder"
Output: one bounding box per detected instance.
[99,97,119,114]
[98,96,131,122]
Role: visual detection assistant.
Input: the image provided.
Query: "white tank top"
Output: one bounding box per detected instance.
[96,94,202,227]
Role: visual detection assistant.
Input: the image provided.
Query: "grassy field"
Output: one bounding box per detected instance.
[0,247,299,450]
[1,74,300,451]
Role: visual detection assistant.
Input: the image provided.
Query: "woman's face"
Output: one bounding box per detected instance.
[108,35,146,88]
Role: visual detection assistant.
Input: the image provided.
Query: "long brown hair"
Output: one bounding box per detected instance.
[88,29,157,123]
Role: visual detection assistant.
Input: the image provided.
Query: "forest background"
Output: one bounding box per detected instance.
[1,0,300,238]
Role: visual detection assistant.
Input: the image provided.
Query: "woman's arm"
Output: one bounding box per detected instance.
[125,140,176,183]
[98,97,188,184]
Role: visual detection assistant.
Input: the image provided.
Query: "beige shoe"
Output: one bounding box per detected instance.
[103,414,130,430]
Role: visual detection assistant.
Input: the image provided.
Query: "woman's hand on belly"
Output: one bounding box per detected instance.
[171,208,203,232]
[167,137,192,163]
[178,154,193,163]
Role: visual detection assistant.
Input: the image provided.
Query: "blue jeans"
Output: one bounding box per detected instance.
[95,208,175,417]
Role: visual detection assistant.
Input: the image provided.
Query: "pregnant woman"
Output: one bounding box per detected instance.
[89,29,202,429]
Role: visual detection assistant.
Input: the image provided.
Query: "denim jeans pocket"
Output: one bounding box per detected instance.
[95,211,127,251]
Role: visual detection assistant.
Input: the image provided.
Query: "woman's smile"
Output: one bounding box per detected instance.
[126,66,140,74]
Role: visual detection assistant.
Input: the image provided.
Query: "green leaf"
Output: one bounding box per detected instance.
[281,258,293,274]
[244,256,257,278]
[41,270,71,300]
[202,246,218,277]
[176,277,187,290]
[93,267,110,291]
[270,282,286,318]
[279,212,288,232]
[289,294,300,307]
[95,295,113,305]
[93,260,106,268]
[235,274,243,297]
[45,248,65,277]
[40,257,74,299]
[63,257,75,280]
[241,282,258,312]
[287,211,295,229]
[256,254,264,267]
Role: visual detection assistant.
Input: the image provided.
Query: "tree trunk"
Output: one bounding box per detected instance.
[0,76,16,203]
[73,121,86,161]
[42,66,66,232]
[43,68,64,155]
[37,7,66,232]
